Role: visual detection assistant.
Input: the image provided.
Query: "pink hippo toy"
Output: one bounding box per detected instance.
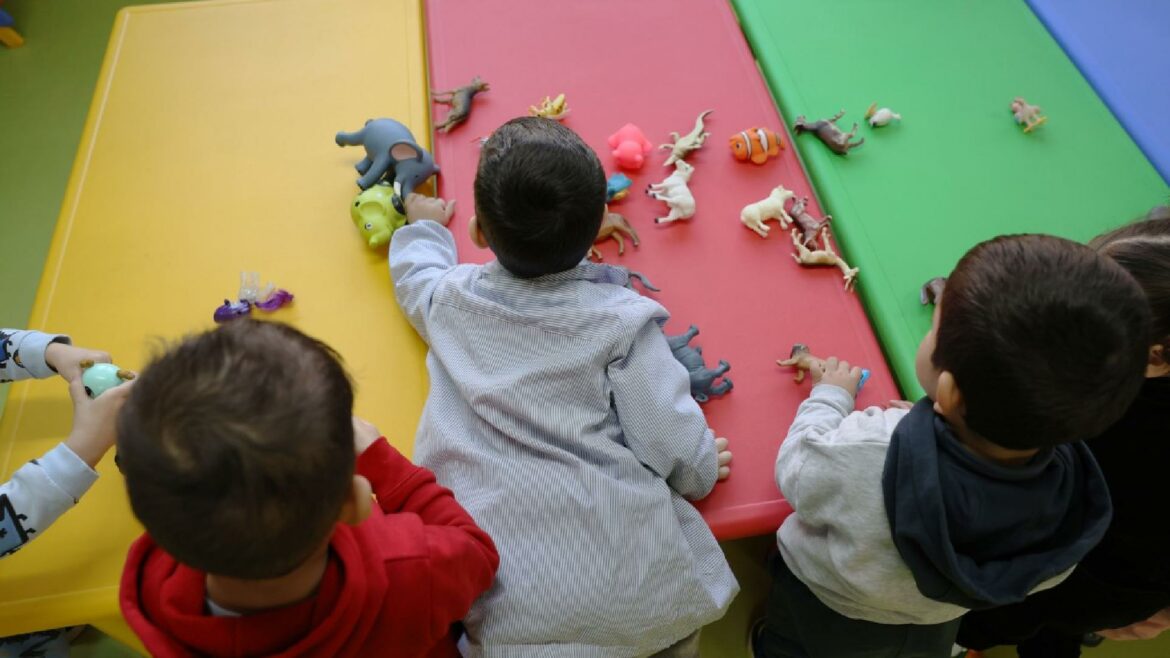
[607,123,654,171]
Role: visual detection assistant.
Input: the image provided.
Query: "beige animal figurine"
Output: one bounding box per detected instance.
[791,226,859,291]
[589,210,639,260]
[864,103,901,127]
[740,185,796,238]
[646,160,696,224]
[776,343,818,383]
[1010,97,1046,133]
[660,109,714,166]
[529,93,570,121]
[431,75,490,133]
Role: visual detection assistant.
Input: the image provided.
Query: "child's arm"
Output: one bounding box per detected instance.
[775,358,863,509]
[608,320,722,501]
[1,329,114,383]
[353,421,498,625]
[0,378,132,557]
[388,195,457,343]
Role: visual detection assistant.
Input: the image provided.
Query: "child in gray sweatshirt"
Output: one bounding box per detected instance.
[754,235,1152,658]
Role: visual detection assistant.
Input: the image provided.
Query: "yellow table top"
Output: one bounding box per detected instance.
[0,0,429,638]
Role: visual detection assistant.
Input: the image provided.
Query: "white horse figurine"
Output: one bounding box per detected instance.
[647,160,696,224]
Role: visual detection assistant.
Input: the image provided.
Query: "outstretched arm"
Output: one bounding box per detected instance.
[608,319,720,500]
[1,330,67,382]
[388,195,458,343]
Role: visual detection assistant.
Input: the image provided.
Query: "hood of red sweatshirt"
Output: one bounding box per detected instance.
[120,522,425,658]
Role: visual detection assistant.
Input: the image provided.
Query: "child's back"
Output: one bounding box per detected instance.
[390,118,737,656]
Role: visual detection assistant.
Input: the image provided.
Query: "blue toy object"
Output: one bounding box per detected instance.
[606,173,633,202]
[336,118,441,214]
[80,361,135,399]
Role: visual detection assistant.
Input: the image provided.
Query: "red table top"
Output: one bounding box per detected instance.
[424,0,899,540]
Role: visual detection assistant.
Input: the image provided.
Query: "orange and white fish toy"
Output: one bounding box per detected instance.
[729,127,784,165]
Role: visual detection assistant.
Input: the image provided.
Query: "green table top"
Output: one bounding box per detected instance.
[731,0,1169,396]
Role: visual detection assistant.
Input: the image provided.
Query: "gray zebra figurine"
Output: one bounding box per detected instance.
[666,325,733,403]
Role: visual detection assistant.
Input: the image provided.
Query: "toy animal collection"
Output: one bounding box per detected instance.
[646,160,696,224]
[666,325,733,403]
[794,111,865,155]
[529,93,570,120]
[432,75,490,133]
[1010,97,1046,133]
[729,127,784,164]
[589,209,639,261]
[608,123,655,170]
[660,110,713,166]
[740,185,796,238]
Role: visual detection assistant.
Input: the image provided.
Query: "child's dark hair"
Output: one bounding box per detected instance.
[933,234,1150,450]
[117,320,355,579]
[1090,207,1170,355]
[474,117,606,277]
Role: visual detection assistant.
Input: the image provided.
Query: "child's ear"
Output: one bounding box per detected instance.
[933,371,966,422]
[1150,344,1166,366]
[338,475,372,526]
[468,215,489,249]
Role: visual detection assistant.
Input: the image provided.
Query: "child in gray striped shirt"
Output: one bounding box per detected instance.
[389,117,738,657]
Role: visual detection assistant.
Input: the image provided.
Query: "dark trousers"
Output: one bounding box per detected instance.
[958,565,1170,658]
[756,552,960,658]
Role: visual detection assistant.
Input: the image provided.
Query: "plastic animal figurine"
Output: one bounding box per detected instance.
[794,111,865,155]
[432,76,490,133]
[79,360,135,399]
[666,325,733,403]
[791,226,859,291]
[606,173,633,202]
[254,289,294,312]
[589,210,639,261]
[336,118,440,214]
[213,299,252,323]
[529,93,569,121]
[608,123,654,170]
[920,276,947,305]
[660,110,713,166]
[729,127,784,165]
[646,160,696,224]
[1010,97,1046,133]
[740,185,795,238]
[777,343,870,393]
[238,271,274,304]
[351,184,407,248]
[789,196,832,248]
[864,103,901,127]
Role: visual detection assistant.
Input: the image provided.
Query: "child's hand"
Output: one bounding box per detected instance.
[886,400,915,410]
[352,416,382,455]
[811,356,863,395]
[45,342,112,383]
[1098,607,1170,641]
[65,376,134,468]
[715,437,732,481]
[405,193,456,227]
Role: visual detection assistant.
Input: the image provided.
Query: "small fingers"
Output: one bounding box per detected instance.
[717,466,731,481]
[718,451,733,467]
[714,437,728,451]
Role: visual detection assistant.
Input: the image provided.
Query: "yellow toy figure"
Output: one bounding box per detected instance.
[350,184,406,248]
[528,94,570,121]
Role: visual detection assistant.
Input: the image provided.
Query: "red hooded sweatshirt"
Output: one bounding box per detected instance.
[120,438,498,658]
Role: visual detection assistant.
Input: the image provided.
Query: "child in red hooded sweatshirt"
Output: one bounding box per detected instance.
[116,319,498,658]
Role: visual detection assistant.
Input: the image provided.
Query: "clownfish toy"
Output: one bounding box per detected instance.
[729,127,784,165]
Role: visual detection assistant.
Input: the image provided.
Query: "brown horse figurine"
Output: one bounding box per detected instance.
[432,76,490,133]
[789,196,832,248]
[794,110,864,155]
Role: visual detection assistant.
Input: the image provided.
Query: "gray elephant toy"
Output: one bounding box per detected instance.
[336,118,440,214]
[666,325,733,403]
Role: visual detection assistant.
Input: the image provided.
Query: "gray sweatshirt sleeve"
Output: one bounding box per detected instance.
[0,329,71,382]
[775,384,857,510]
[388,220,458,344]
[609,319,718,500]
[0,443,98,557]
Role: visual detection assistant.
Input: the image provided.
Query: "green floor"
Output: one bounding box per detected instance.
[1,1,1168,657]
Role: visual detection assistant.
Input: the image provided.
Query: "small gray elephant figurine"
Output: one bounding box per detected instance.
[666,325,733,403]
[336,118,440,214]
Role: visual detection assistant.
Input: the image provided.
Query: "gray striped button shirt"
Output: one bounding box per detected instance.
[390,221,738,657]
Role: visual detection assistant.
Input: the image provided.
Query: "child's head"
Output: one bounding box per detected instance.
[914,234,1150,450]
[117,320,362,579]
[469,117,606,278]
[1090,209,1170,375]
